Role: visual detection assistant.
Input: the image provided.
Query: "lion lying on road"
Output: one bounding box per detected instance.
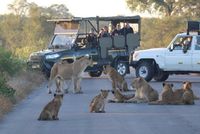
[125,77,159,103]
[48,56,93,94]
[108,89,135,103]
[149,81,198,105]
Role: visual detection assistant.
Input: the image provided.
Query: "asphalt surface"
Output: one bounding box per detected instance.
[0,73,200,134]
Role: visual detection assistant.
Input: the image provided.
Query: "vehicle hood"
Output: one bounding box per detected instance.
[28,49,63,61]
[136,48,166,54]
[133,48,167,60]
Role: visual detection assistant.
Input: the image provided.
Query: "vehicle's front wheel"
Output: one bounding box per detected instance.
[154,71,169,82]
[115,61,128,76]
[135,61,154,82]
[88,71,102,77]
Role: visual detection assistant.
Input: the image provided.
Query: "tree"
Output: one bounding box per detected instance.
[125,0,200,17]
[140,17,187,49]
[8,0,29,17]
[41,4,73,19]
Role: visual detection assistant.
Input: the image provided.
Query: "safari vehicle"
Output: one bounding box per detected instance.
[27,16,141,77]
[130,21,200,82]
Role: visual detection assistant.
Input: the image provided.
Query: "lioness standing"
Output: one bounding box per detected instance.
[48,56,93,94]
[89,89,109,113]
[103,65,128,92]
[38,93,63,120]
[126,77,158,103]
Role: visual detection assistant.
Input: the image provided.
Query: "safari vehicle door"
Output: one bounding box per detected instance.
[165,34,193,71]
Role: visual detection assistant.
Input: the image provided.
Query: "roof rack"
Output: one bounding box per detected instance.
[187,21,200,35]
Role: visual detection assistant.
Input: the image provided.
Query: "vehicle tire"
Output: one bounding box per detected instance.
[88,71,102,77]
[135,61,154,82]
[154,71,169,82]
[115,61,128,76]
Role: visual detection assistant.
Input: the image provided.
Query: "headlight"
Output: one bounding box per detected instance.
[45,54,60,59]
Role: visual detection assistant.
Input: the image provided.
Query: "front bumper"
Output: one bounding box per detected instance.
[27,61,42,70]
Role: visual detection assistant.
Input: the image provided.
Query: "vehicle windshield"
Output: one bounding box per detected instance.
[48,34,76,49]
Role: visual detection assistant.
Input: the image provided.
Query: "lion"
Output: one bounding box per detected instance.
[103,65,129,92]
[125,77,158,103]
[182,88,195,105]
[89,89,109,113]
[174,81,199,101]
[149,83,175,105]
[38,93,63,120]
[182,81,199,100]
[181,81,195,105]
[149,81,196,105]
[55,75,64,93]
[48,56,93,94]
[108,89,135,103]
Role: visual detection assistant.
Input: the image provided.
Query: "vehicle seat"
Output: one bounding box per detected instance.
[113,35,125,49]
[126,33,139,54]
[99,37,112,59]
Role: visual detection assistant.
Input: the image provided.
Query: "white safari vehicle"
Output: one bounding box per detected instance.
[130,21,200,82]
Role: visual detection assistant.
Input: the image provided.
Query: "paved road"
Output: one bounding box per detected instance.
[0,74,200,134]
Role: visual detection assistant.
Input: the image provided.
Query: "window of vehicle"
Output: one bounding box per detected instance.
[49,34,76,49]
[172,36,192,50]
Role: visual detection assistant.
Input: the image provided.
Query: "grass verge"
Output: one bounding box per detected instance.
[0,70,46,118]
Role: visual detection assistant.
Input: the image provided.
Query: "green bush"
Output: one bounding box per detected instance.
[0,77,15,98]
[0,46,25,76]
[0,47,23,97]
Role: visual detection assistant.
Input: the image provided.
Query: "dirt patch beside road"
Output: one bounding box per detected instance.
[0,70,46,119]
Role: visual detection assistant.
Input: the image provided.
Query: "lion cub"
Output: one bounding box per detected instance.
[103,65,128,92]
[181,81,195,105]
[174,81,197,104]
[108,89,135,103]
[125,77,158,103]
[89,89,109,113]
[149,83,174,105]
[38,93,63,120]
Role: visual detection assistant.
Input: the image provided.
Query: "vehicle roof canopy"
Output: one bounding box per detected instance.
[48,15,140,23]
[48,15,141,34]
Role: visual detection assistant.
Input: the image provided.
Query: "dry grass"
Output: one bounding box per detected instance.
[0,95,13,118]
[0,70,46,118]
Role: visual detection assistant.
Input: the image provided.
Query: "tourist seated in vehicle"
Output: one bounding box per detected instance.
[120,22,134,35]
[173,36,192,52]
[182,37,192,53]
[86,28,97,47]
[98,26,110,38]
[109,23,121,36]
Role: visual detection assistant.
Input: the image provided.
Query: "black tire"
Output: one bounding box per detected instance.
[154,71,169,82]
[115,61,128,76]
[88,71,102,77]
[135,61,154,82]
